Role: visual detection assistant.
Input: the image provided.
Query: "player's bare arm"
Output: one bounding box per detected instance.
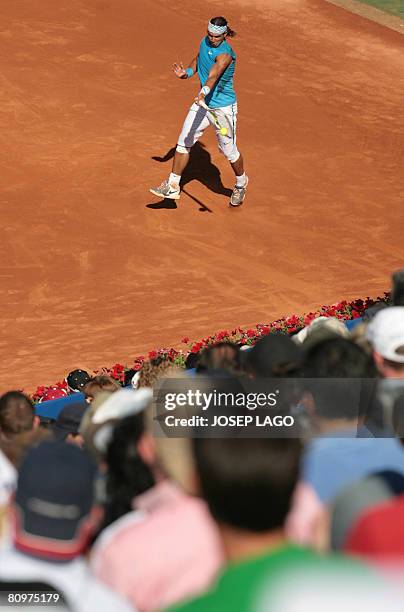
[195,54,232,105]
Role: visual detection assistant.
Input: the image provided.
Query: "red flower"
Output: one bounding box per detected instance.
[56,380,68,391]
[181,336,189,344]
[246,329,256,338]
[192,342,203,353]
[303,313,316,326]
[110,363,125,381]
[148,350,158,359]
[216,330,230,341]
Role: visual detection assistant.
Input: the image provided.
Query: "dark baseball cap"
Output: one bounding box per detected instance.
[66,369,91,392]
[247,334,303,377]
[51,401,88,441]
[13,440,97,560]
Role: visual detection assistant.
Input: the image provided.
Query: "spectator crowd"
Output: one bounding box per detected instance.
[2,273,404,611]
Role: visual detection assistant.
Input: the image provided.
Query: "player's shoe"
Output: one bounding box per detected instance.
[149,180,180,200]
[229,176,249,207]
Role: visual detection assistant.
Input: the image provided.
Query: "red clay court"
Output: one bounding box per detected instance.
[1,0,403,392]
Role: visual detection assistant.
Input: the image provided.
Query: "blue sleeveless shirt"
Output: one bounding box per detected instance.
[197,37,236,109]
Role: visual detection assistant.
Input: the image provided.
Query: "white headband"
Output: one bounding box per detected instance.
[208,22,227,35]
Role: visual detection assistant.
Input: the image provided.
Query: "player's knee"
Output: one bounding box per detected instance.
[227,148,240,163]
[176,144,190,155]
[219,143,240,163]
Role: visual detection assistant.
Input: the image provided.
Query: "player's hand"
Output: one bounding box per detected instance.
[194,92,206,106]
[173,62,187,79]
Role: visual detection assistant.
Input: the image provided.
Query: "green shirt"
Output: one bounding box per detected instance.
[167,544,367,612]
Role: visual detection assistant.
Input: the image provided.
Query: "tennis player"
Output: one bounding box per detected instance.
[150,16,248,208]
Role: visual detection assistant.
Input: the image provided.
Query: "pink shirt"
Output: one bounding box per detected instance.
[285,481,324,545]
[91,481,224,611]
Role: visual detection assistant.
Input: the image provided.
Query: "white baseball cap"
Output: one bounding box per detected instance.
[92,387,153,424]
[367,306,404,363]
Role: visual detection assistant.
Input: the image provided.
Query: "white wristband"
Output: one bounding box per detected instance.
[200,85,211,96]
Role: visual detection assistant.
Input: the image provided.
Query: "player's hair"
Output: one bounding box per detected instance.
[210,16,236,38]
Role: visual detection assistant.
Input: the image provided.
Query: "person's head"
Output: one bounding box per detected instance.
[51,401,88,447]
[65,369,91,393]
[0,428,51,470]
[304,337,377,379]
[196,342,240,374]
[350,322,373,355]
[303,338,377,423]
[100,413,156,528]
[82,388,154,464]
[367,307,404,378]
[207,16,236,47]
[0,391,39,441]
[247,334,303,378]
[193,437,301,533]
[11,440,99,561]
[83,375,121,403]
[362,301,389,322]
[185,351,200,370]
[138,358,180,388]
[294,317,350,352]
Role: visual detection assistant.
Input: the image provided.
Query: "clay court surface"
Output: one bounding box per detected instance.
[1,0,403,392]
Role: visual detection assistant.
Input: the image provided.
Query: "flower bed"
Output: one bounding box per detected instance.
[31,293,389,402]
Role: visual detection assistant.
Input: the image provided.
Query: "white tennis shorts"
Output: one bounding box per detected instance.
[177,102,240,163]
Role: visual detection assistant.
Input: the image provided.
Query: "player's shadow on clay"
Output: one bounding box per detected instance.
[147,142,232,212]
